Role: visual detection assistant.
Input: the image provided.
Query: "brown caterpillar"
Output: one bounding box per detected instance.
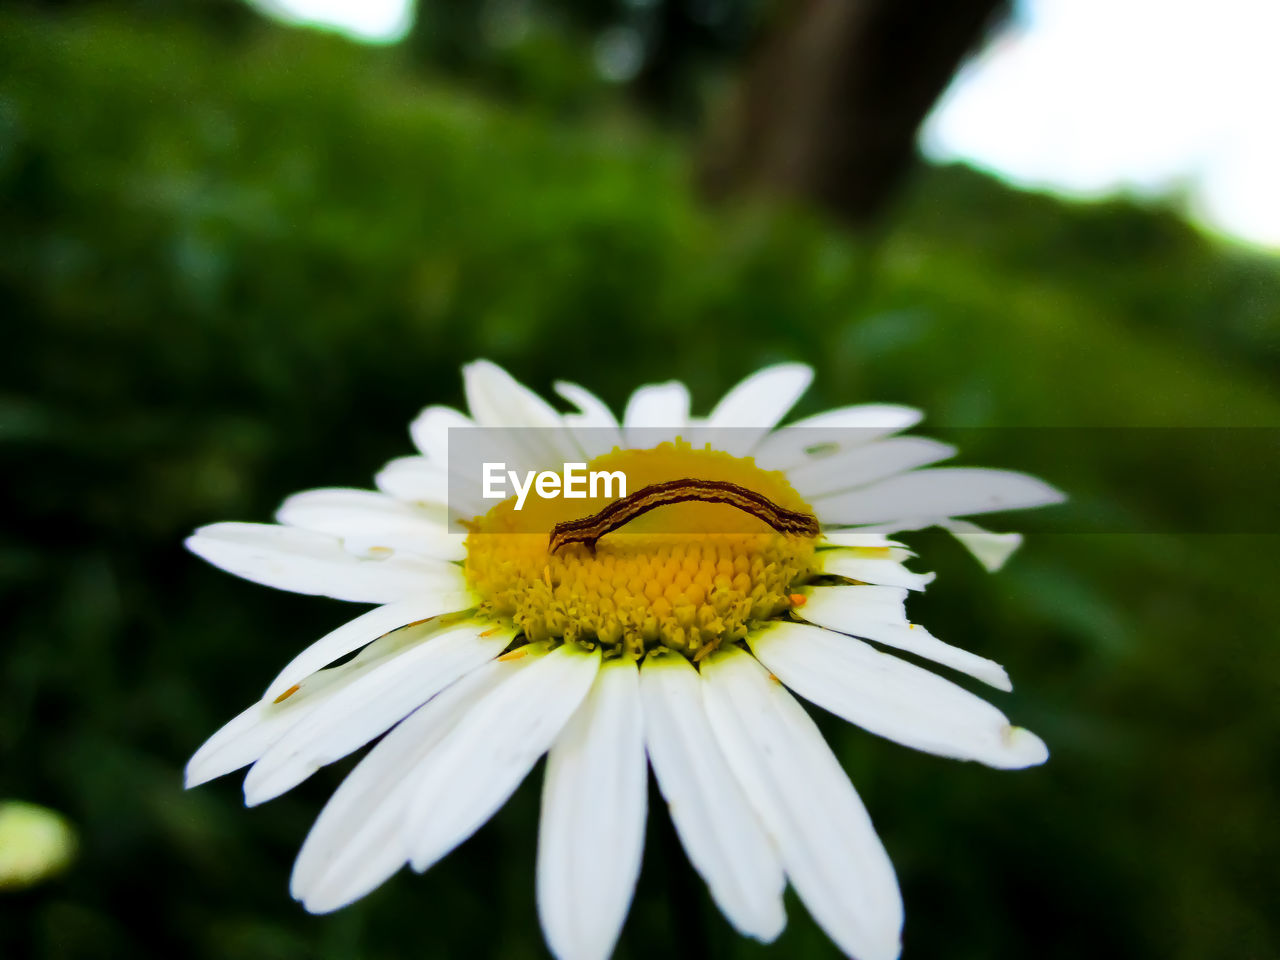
[548,478,820,554]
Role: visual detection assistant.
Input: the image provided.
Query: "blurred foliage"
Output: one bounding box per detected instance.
[0,801,78,890]
[407,0,761,119]
[2,7,1279,960]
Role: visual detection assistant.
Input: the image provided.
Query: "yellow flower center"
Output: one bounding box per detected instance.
[464,441,819,660]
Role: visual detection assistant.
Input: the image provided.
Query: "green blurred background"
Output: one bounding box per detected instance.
[2,2,1278,958]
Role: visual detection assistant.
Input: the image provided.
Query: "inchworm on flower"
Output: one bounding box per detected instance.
[547,478,820,554]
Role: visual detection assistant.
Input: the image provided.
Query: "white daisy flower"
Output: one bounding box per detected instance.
[185,361,1063,960]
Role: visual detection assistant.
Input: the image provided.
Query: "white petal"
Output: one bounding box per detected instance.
[820,548,935,591]
[374,455,489,519]
[708,364,813,429]
[789,437,956,499]
[187,619,428,788]
[400,418,525,519]
[405,643,602,872]
[811,467,1066,526]
[700,647,903,960]
[783,404,924,432]
[276,488,465,561]
[622,381,690,447]
[704,364,813,456]
[185,521,464,603]
[185,677,342,789]
[463,360,581,467]
[941,518,1024,572]
[464,360,564,430]
[805,583,909,622]
[819,532,908,551]
[374,455,449,502]
[408,405,473,464]
[639,652,786,942]
[292,656,528,913]
[188,609,483,788]
[537,659,647,960]
[748,622,1049,768]
[262,594,476,703]
[795,585,1011,691]
[244,621,516,804]
[753,404,923,472]
[554,380,625,459]
[411,405,535,478]
[553,381,619,429]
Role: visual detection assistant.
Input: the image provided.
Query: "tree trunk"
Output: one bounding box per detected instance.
[699,0,1010,227]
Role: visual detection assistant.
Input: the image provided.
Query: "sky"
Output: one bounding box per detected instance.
[921,0,1280,249]
[251,0,411,42]
[251,0,1280,250]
